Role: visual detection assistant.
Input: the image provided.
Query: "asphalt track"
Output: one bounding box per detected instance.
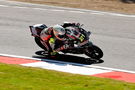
[0,0,135,72]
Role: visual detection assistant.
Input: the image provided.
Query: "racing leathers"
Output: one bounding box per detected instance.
[40,24,68,55]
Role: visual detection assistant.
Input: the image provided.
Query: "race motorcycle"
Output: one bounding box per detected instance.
[29,24,103,59]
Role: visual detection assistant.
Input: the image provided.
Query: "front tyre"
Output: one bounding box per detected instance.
[85,45,103,59]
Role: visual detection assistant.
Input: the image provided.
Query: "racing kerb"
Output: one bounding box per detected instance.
[0,53,135,83]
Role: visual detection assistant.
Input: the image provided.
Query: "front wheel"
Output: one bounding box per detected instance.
[85,45,103,59]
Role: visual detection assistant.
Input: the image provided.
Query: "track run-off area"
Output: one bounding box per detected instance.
[0,0,135,83]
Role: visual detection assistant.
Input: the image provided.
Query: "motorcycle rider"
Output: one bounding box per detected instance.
[31,22,85,56]
[41,24,69,55]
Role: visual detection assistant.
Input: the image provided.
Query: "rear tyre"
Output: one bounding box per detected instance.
[85,45,103,59]
[34,37,47,50]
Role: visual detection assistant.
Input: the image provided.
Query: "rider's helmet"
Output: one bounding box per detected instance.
[52,25,66,41]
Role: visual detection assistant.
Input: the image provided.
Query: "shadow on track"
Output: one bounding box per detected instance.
[32,50,104,65]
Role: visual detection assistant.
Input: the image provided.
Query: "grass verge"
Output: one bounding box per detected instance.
[0,63,135,90]
[12,0,135,14]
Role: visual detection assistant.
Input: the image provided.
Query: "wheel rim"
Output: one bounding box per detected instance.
[85,46,103,59]
[91,50,100,58]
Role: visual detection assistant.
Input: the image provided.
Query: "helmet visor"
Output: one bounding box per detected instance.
[58,34,65,39]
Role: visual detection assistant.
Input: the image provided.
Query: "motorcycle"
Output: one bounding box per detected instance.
[29,24,103,59]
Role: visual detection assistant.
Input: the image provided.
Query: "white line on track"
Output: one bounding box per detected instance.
[91,13,104,15]
[68,11,85,13]
[100,12,135,17]
[1,53,135,74]
[12,6,29,9]
[51,9,65,12]
[0,4,135,18]
[0,4,9,7]
[33,8,48,11]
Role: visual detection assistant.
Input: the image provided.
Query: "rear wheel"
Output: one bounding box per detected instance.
[34,37,47,50]
[85,45,103,59]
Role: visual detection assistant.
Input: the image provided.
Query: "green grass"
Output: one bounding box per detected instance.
[0,63,135,90]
